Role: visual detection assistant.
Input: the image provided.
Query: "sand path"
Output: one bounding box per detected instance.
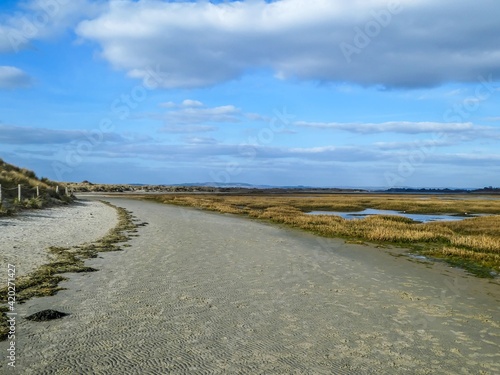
[0,200,118,278]
[2,197,499,374]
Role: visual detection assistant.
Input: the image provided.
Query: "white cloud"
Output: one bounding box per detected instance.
[159,101,177,109]
[164,105,241,125]
[0,124,125,144]
[182,136,218,145]
[0,0,104,53]
[82,141,500,169]
[432,153,500,167]
[160,125,217,134]
[294,121,491,134]
[75,0,500,89]
[142,101,247,131]
[182,99,204,108]
[0,66,33,89]
[373,139,452,151]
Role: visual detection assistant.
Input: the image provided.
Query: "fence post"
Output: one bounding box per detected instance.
[18,184,21,202]
[56,186,59,194]
[65,186,69,196]
[36,185,40,197]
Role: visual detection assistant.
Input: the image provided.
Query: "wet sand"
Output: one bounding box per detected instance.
[2,197,499,374]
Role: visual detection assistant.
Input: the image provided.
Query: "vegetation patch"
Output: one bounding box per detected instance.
[26,309,70,322]
[0,306,9,341]
[0,158,74,216]
[144,193,500,278]
[0,201,146,341]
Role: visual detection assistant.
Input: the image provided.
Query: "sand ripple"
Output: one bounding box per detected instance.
[3,197,499,374]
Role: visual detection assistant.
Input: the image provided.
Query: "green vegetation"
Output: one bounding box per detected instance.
[145,194,500,278]
[0,158,71,215]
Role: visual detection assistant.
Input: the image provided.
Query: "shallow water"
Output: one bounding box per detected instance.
[307,208,472,223]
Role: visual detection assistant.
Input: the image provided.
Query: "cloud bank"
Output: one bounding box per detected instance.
[0,124,125,144]
[75,0,500,89]
[295,121,480,134]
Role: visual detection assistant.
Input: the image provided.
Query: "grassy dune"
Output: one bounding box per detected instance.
[0,158,54,189]
[145,194,500,277]
[0,158,70,215]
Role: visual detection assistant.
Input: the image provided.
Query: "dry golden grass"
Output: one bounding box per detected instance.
[145,193,500,277]
[441,247,500,262]
[0,159,54,190]
[0,159,67,214]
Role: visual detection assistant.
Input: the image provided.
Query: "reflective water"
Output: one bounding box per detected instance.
[306,208,474,223]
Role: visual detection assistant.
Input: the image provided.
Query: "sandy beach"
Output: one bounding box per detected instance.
[0,200,118,278]
[1,197,499,374]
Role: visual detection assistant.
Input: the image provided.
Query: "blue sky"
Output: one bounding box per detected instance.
[1,0,499,188]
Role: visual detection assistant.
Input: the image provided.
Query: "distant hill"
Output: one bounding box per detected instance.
[383,187,500,194]
[0,158,69,213]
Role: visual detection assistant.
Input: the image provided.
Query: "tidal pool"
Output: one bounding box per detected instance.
[306,208,474,223]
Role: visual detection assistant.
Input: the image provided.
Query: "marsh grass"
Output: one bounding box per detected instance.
[0,201,145,341]
[146,194,500,277]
